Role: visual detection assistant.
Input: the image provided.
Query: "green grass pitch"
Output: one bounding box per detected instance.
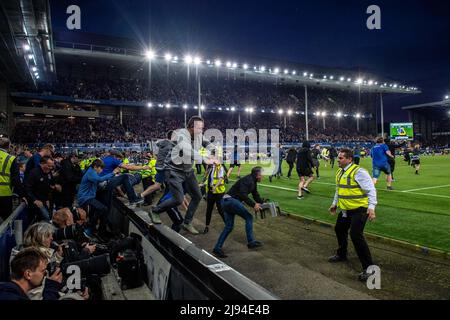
[219,155,450,252]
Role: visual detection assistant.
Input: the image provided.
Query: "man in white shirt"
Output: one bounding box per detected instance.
[328,148,377,282]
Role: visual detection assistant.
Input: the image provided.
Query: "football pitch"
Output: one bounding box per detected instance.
[222,155,450,252]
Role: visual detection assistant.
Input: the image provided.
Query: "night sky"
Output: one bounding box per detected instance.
[50,0,450,121]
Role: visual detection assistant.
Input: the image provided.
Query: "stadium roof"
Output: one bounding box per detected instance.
[52,32,420,95]
[402,97,450,110]
[0,0,55,84]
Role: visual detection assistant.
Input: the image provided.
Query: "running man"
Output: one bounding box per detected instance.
[411,144,421,175]
[370,137,394,190]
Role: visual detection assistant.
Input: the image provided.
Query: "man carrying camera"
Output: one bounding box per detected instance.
[0,248,62,300]
[213,167,264,258]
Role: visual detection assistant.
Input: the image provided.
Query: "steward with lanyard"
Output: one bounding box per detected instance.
[328,148,377,282]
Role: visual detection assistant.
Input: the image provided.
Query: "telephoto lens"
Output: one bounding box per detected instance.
[61,253,111,277]
[53,224,87,242]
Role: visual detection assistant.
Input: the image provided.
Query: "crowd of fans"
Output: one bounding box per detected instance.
[12,113,375,144]
[17,69,377,116]
[0,140,156,300]
[33,71,374,112]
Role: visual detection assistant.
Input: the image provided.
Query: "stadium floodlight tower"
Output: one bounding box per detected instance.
[215,59,221,79]
[321,111,327,130]
[336,112,342,128]
[183,104,188,127]
[355,113,361,132]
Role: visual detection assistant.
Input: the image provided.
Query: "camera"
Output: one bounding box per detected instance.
[61,253,111,277]
[53,224,90,243]
[257,202,281,219]
[46,261,58,277]
[70,207,82,222]
[47,253,111,278]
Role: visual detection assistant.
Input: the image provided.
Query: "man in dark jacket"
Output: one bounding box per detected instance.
[24,144,54,182]
[384,138,406,181]
[296,141,315,199]
[329,147,338,169]
[0,247,62,300]
[56,153,82,208]
[213,167,264,258]
[25,156,61,222]
[285,147,297,179]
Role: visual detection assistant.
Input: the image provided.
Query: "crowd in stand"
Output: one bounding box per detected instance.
[12,113,376,144]
[18,70,377,116]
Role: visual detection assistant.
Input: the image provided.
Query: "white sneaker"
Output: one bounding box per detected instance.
[183,223,199,235]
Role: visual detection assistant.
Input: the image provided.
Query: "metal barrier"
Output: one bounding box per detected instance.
[111,198,278,300]
[0,203,29,281]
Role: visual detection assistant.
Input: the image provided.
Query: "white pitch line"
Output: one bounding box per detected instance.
[401,184,450,193]
[392,191,450,199]
[254,181,450,200]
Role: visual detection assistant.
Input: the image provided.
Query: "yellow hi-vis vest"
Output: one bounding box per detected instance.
[207,165,226,194]
[79,159,87,171]
[0,149,15,197]
[140,159,156,179]
[199,147,207,157]
[149,159,157,178]
[121,158,130,173]
[335,163,369,210]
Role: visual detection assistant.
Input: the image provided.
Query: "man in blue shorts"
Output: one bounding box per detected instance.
[370,137,394,190]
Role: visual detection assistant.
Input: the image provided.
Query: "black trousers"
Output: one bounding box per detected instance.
[141,176,154,204]
[196,164,202,174]
[205,192,225,226]
[334,207,373,270]
[0,196,13,221]
[57,185,77,209]
[287,161,294,178]
[330,157,335,168]
[354,157,360,165]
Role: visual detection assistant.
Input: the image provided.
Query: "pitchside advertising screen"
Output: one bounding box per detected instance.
[390,123,414,140]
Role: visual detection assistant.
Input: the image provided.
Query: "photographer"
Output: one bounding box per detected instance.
[213,167,264,258]
[52,208,94,256]
[15,222,95,299]
[0,248,62,300]
[9,223,63,299]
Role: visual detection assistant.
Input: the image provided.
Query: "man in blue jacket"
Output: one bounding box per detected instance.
[77,159,118,236]
[370,137,394,190]
[100,150,149,207]
[0,248,62,300]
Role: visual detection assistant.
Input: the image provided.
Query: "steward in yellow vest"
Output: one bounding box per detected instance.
[328,148,377,282]
[335,164,369,210]
[140,155,157,205]
[203,163,226,234]
[0,138,25,220]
